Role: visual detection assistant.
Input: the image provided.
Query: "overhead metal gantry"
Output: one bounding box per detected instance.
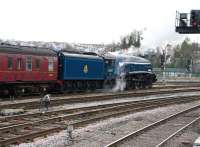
[176,10,200,34]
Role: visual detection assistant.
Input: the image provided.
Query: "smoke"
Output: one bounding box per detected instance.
[112,62,126,92]
[112,76,126,92]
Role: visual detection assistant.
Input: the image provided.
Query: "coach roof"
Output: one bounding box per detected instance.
[0,44,56,56]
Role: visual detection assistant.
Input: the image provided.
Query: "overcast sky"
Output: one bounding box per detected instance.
[0,0,200,48]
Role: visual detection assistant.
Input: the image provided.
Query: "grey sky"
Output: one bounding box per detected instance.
[0,0,200,48]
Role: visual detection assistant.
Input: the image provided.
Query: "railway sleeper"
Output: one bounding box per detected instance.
[0,97,199,146]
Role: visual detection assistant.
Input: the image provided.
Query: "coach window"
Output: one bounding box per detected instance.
[35,58,40,70]
[26,56,32,71]
[17,58,22,70]
[8,57,13,70]
[48,58,53,72]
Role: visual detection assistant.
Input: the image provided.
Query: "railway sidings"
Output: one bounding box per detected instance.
[1,83,200,146]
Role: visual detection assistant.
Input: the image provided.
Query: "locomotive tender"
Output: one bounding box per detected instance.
[58,52,105,91]
[0,44,156,96]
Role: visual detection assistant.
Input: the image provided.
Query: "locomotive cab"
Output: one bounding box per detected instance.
[102,54,116,88]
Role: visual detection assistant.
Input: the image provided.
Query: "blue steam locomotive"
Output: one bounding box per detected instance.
[57,50,157,91]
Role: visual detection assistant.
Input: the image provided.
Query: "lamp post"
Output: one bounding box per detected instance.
[162,49,166,83]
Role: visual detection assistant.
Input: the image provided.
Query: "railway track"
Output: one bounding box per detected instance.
[105,100,200,147]
[155,115,200,147]
[1,95,200,146]
[1,86,200,110]
[156,81,200,85]
[0,82,197,101]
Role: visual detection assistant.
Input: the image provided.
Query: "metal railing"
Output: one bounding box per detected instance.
[153,68,200,81]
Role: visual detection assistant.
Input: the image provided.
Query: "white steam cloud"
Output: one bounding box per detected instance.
[112,62,126,92]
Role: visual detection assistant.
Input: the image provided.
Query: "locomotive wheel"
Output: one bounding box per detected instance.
[126,81,131,90]
[90,81,96,91]
[95,81,100,89]
[131,82,136,89]
[82,81,87,90]
[81,81,85,91]
[142,82,146,89]
[77,81,81,90]
[147,80,153,88]
[148,83,153,88]
[65,81,73,92]
[135,81,140,89]
[86,81,90,90]
[72,82,78,91]
[78,81,85,91]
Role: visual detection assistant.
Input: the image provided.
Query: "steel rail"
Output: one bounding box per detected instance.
[0,83,188,101]
[0,96,190,132]
[0,96,200,146]
[1,87,200,110]
[155,116,200,147]
[0,94,199,128]
[105,103,200,147]
[1,92,198,122]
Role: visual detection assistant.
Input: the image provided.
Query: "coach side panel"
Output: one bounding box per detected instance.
[0,52,58,83]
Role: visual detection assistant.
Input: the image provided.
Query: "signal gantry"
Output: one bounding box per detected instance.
[176,10,200,34]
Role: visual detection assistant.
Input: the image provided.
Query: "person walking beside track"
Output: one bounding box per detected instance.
[40,93,51,112]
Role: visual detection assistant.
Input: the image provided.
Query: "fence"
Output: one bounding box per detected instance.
[153,68,200,81]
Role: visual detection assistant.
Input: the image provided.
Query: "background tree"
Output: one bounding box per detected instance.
[120,30,143,49]
[169,37,193,68]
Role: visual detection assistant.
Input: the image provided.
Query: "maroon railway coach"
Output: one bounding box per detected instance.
[0,44,58,96]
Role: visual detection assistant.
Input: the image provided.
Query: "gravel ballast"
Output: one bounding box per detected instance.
[13,99,200,147]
